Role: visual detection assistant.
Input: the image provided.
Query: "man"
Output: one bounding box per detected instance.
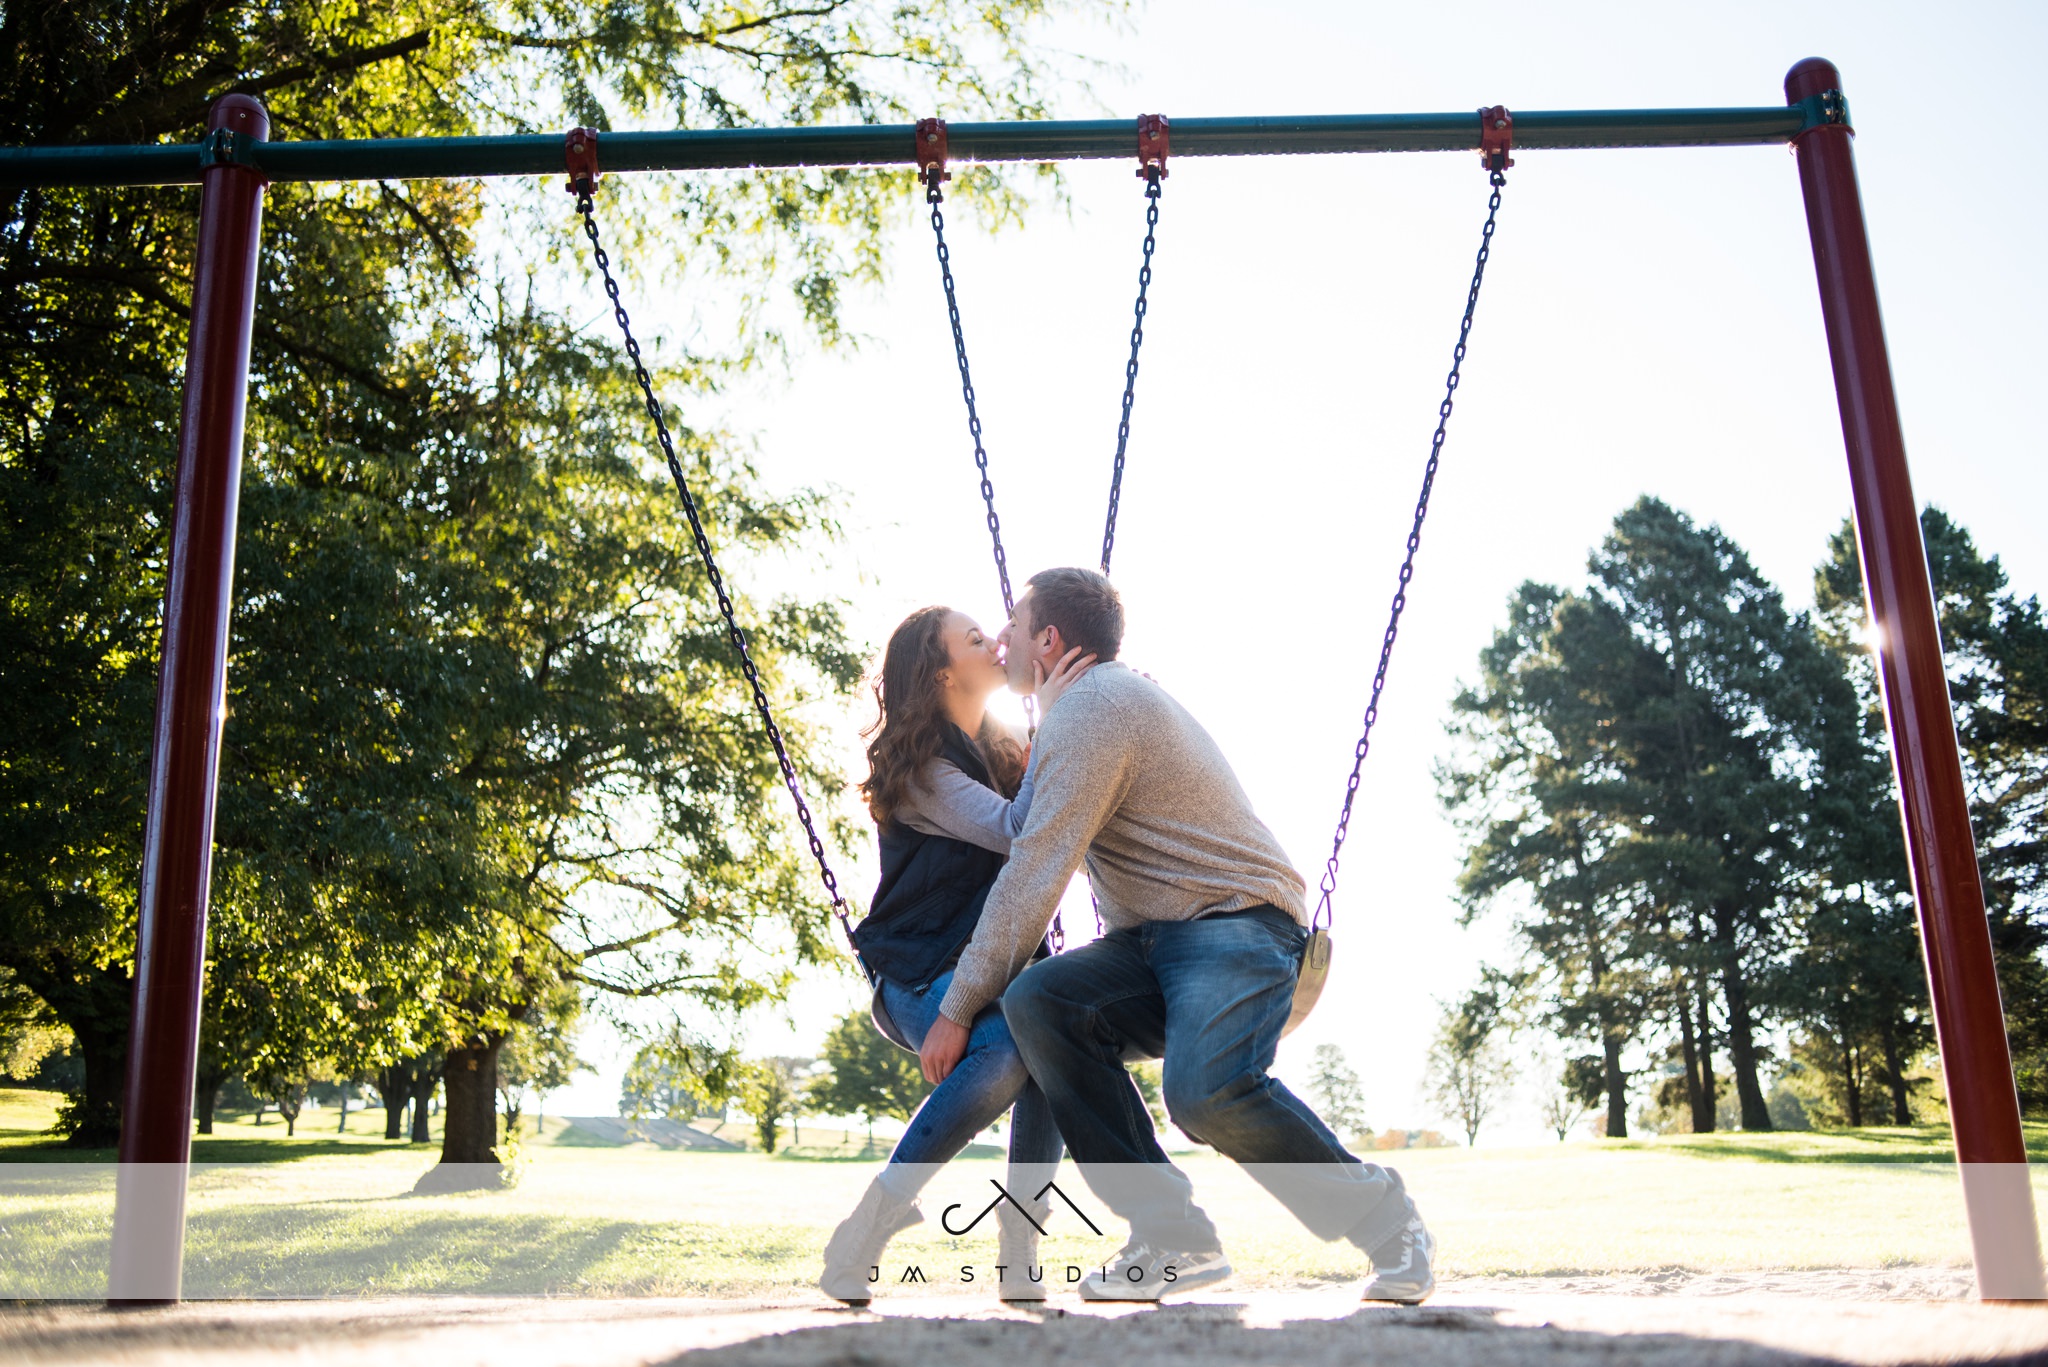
[918,567,1436,1302]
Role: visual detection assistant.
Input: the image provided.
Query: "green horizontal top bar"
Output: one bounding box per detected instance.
[0,107,1806,190]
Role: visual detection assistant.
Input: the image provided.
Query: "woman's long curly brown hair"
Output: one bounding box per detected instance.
[861,605,1026,828]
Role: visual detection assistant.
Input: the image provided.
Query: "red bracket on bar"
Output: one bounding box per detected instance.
[1479,106,1513,173]
[1137,113,1169,180]
[565,127,600,196]
[915,117,949,191]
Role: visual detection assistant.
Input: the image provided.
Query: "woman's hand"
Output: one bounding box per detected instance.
[1032,646,1097,714]
[920,1013,971,1084]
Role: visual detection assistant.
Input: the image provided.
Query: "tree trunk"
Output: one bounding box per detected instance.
[1717,936,1772,1131]
[408,1054,440,1144]
[442,1040,501,1162]
[337,1078,351,1134]
[1880,1020,1911,1125]
[415,1037,503,1191]
[67,1013,129,1148]
[379,1061,413,1140]
[0,943,132,1148]
[1695,981,1718,1132]
[1601,1032,1628,1139]
[195,1070,221,1136]
[1677,993,1710,1133]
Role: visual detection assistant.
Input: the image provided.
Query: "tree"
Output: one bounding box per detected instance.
[0,968,67,1084]
[1445,499,1868,1134]
[498,984,589,1140]
[1541,1055,1605,1142]
[1426,987,1511,1147]
[619,1023,743,1126]
[810,1012,929,1155]
[1441,580,1656,1138]
[622,1045,706,1121]
[1307,1044,1369,1142]
[1128,1060,1170,1130]
[2,0,1099,1151]
[1817,509,2045,1115]
[738,1056,817,1153]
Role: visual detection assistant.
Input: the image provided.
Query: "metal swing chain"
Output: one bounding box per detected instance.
[1100,165,1162,576]
[1313,167,1508,932]
[924,172,1017,620]
[920,170,1062,950]
[573,188,856,951]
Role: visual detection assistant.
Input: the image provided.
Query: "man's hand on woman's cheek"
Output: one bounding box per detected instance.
[920,1012,971,1084]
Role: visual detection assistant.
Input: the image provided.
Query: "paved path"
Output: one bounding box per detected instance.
[7,1277,2048,1366]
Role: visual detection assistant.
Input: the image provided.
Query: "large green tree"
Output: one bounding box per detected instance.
[1817,509,2048,1114]
[1,0,1094,1149]
[1441,578,1660,1137]
[810,1008,925,1154]
[1445,498,1895,1133]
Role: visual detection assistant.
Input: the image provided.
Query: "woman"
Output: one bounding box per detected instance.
[819,604,1091,1303]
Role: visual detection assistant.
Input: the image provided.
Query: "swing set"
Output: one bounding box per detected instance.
[5,56,2040,1303]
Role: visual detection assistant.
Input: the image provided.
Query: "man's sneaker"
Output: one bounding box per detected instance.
[1077,1241,1233,1302]
[819,1179,922,1304]
[993,1200,1050,1302]
[1360,1208,1437,1304]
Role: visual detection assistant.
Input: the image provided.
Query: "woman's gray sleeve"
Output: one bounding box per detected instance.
[1002,745,1040,840]
[901,760,1029,855]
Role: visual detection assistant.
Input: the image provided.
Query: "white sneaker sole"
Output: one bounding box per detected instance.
[1360,1274,1435,1305]
[1078,1257,1234,1302]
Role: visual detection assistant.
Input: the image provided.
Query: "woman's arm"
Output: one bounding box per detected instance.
[901,751,1040,853]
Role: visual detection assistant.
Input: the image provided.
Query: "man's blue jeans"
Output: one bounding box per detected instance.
[1002,906,1407,1253]
[876,969,1063,1199]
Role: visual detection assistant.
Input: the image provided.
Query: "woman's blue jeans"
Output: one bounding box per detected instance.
[876,969,1063,1200]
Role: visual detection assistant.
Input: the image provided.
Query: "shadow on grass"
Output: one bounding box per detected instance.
[1600,1124,2048,1165]
[0,1189,821,1298]
[0,1134,447,1164]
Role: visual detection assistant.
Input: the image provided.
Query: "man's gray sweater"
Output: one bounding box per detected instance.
[939,661,1308,1026]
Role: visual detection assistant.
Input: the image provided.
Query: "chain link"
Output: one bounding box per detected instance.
[1085,167,1163,939]
[924,173,1017,619]
[574,190,857,952]
[1314,168,1507,931]
[922,171,1064,948]
[1100,167,1162,575]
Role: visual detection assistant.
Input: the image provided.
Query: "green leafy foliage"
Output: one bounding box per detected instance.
[1306,1043,1368,1143]
[1440,498,1981,1136]
[1,0,1101,1145]
[1425,985,1510,1147]
[1816,509,2048,1115]
[808,1009,927,1153]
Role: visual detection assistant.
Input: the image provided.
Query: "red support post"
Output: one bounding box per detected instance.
[1786,58,2044,1301]
[108,93,270,1305]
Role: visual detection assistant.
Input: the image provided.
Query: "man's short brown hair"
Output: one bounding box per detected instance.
[1024,567,1124,661]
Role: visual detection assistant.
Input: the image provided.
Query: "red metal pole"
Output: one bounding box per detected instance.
[1786,58,2043,1300]
[108,93,269,1305]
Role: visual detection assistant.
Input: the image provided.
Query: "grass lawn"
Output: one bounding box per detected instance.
[2,1086,2040,1298]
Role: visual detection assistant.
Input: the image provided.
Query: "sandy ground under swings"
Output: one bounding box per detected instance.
[7,1272,2048,1367]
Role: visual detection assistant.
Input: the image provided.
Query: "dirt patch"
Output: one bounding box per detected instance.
[3,1277,2045,1367]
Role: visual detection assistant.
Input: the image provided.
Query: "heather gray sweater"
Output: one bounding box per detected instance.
[939,662,1308,1026]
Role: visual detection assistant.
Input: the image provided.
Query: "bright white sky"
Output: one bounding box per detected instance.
[545,0,2048,1144]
